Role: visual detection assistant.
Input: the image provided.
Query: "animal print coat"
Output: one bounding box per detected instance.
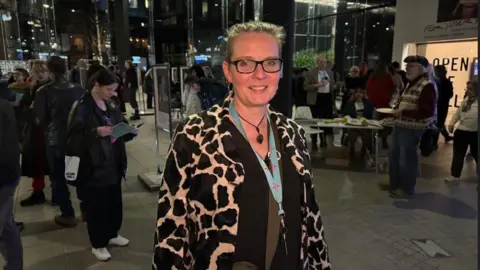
[153,93,331,269]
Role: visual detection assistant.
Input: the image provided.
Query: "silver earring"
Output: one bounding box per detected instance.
[228,83,233,91]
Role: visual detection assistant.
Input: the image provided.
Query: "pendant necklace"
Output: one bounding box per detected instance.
[236,112,266,144]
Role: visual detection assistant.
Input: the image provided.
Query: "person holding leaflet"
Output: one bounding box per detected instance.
[66,69,137,261]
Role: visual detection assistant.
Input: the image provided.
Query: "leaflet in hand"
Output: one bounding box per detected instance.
[111,122,135,138]
[16,92,24,101]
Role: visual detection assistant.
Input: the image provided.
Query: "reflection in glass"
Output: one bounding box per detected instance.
[293,0,396,75]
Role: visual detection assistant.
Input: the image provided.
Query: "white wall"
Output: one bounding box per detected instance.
[392,0,478,62]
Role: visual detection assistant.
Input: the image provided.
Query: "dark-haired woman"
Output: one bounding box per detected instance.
[66,69,137,261]
[366,63,396,149]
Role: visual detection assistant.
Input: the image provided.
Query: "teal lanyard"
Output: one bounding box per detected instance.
[229,102,285,218]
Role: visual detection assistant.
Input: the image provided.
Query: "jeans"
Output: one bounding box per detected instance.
[388,126,423,194]
[46,146,75,217]
[0,182,23,270]
[451,130,478,177]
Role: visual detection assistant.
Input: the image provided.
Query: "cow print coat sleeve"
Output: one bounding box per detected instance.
[297,127,331,269]
[153,123,196,270]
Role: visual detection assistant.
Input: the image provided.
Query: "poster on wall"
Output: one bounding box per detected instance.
[417,40,478,123]
[423,0,478,40]
[437,0,477,22]
[152,64,173,136]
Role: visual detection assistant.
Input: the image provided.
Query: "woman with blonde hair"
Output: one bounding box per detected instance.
[19,60,53,206]
[27,60,50,87]
[153,21,330,269]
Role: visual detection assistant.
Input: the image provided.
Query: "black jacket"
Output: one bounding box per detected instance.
[66,93,135,186]
[436,77,454,119]
[34,78,85,148]
[0,88,20,186]
[198,78,228,109]
[124,68,138,89]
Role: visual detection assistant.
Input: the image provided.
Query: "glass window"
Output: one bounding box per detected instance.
[293,0,396,77]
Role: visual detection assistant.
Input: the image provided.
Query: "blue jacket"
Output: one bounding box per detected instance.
[342,99,375,119]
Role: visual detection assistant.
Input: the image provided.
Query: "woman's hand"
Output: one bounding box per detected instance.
[447,125,454,134]
[97,126,113,137]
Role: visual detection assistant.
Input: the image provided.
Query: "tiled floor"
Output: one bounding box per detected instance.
[3,114,477,270]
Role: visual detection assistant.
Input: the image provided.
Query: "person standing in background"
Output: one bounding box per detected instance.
[392,61,408,88]
[68,59,88,87]
[304,55,336,150]
[34,56,85,227]
[66,70,136,261]
[124,60,140,120]
[419,64,439,157]
[142,68,154,109]
[343,66,364,112]
[433,65,454,146]
[445,81,478,182]
[19,60,53,207]
[292,68,307,106]
[379,56,436,198]
[0,80,23,270]
[359,62,373,88]
[389,64,405,94]
[184,75,203,116]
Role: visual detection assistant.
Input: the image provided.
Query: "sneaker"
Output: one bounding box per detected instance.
[92,248,111,261]
[109,235,130,247]
[129,114,140,120]
[377,180,390,191]
[20,191,46,207]
[389,189,410,199]
[54,215,77,228]
[445,176,460,182]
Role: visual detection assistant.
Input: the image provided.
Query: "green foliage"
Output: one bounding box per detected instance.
[293,49,334,69]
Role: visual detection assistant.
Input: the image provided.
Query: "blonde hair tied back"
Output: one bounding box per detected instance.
[224,21,286,61]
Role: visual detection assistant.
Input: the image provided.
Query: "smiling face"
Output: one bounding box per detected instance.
[223,32,281,108]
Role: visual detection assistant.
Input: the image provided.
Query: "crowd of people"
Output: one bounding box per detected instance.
[0,57,142,267]
[292,54,477,198]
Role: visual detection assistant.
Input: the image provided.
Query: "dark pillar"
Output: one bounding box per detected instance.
[263,0,295,118]
[244,0,254,21]
[113,0,130,73]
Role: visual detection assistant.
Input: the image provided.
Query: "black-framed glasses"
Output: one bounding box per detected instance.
[229,58,283,74]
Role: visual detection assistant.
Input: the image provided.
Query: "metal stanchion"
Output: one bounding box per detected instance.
[137,63,173,190]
